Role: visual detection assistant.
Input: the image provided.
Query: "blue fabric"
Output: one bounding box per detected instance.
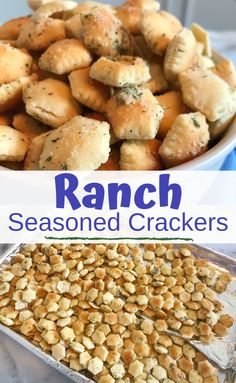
[221,149,236,170]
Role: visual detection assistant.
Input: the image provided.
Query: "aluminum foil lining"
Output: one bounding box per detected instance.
[0,244,236,383]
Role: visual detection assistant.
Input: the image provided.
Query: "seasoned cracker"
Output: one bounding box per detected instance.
[159,112,210,168]
[209,111,236,140]
[90,56,151,87]
[39,116,110,170]
[13,113,49,140]
[17,18,66,51]
[211,59,236,88]
[106,87,164,140]
[81,7,132,57]
[120,139,163,170]
[66,1,115,38]
[179,67,236,122]
[156,91,191,139]
[143,62,168,94]
[69,67,110,113]
[116,6,141,35]
[195,54,215,70]
[97,148,120,170]
[23,78,80,128]
[74,1,115,14]
[0,43,33,84]
[164,28,196,84]
[86,112,119,145]
[65,14,83,38]
[124,0,160,11]
[191,22,212,57]
[32,1,77,21]
[141,11,182,56]
[39,39,93,75]
[0,125,29,161]
[0,17,31,40]
[28,0,66,10]
[0,75,36,113]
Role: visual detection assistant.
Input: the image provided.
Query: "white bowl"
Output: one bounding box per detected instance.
[173,116,236,170]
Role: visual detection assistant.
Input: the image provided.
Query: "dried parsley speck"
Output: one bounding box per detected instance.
[51,137,61,143]
[192,117,200,128]
[61,163,68,170]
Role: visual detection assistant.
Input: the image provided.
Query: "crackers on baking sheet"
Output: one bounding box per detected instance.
[0,243,233,380]
[0,0,234,170]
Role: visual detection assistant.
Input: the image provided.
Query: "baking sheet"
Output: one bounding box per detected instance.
[1,244,236,383]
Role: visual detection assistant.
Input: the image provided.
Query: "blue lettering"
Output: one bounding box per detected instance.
[108,183,131,210]
[9,213,23,231]
[217,217,228,231]
[129,213,145,231]
[169,217,181,231]
[135,184,156,209]
[25,217,37,231]
[194,217,207,231]
[159,174,182,210]
[66,217,78,231]
[53,217,65,231]
[83,183,104,209]
[55,174,80,210]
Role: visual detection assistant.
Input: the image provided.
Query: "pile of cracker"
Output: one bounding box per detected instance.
[0,243,234,382]
[0,0,235,170]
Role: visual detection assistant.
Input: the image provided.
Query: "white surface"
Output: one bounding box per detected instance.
[0,244,235,383]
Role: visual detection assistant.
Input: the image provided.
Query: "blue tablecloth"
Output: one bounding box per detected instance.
[221,149,236,170]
